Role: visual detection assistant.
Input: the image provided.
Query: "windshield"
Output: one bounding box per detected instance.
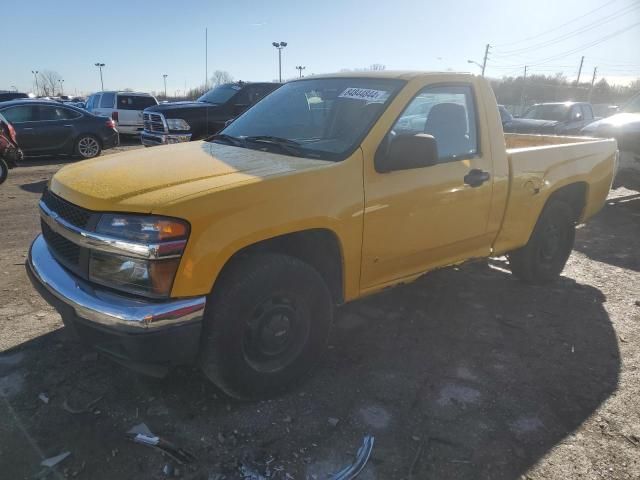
[622,93,640,113]
[523,104,570,121]
[198,84,241,104]
[217,78,405,161]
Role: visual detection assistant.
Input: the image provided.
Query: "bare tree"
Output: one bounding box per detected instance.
[210,70,234,87]
[38,70,63,96]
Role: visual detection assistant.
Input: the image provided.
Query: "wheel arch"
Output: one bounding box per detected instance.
[212,228,346,305]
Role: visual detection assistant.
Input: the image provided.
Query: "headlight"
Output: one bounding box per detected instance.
[166,118,191,131]
[96,214,188,243]
[89,214,190,298]
[89,252,181,298]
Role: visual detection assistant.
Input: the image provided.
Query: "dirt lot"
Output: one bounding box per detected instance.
[1,145,639,479]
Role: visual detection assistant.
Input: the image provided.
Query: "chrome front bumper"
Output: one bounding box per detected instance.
[27,235,206,333]
[141,131,192,146]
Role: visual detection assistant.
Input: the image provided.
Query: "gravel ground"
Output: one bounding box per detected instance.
[1,146,639,480]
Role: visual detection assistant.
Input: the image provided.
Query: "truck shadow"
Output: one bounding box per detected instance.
[573,191,640,272]
[1,261,618,479]
[326,263,618,479]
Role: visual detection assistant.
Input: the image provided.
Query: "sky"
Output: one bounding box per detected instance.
[2,0,639,96]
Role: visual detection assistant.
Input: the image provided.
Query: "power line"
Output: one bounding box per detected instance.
[489,22,640,70]
[492,0,619,47]
[493,2,640,55]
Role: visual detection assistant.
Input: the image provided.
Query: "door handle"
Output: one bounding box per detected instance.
[464,169,491,187]
[22,127,34,131]
[63,124,73,127]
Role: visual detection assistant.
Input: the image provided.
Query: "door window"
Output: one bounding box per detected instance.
[99,92,115,108]
[116,95,157,110]
[39,106,82,121]
[391,85,478,162]
[2,105,39,123]
[581,104,594,121]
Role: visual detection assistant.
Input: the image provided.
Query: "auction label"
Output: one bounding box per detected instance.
[339,88,388,102]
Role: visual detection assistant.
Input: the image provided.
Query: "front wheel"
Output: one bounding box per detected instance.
[74,135,102,159]
[199,253,333,399]
[0,158,8,185]
[507,200,576,284]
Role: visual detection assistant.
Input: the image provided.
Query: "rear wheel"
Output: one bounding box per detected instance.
[199,253,333,399]
[508,200,575,284]
[0,158,8,185]
[75,135,102,159]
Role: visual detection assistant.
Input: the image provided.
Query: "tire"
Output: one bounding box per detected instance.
[507,200,576,284]
[0,158,8,185]
[74,135,102,159]
[199,253,333,399]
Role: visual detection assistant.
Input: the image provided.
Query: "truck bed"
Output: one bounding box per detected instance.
[505,133,600,151]
[492,134,618,256]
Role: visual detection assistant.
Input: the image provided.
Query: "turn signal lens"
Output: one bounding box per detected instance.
[96,214,189,243]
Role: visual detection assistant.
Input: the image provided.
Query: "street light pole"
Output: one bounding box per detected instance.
[94,63,105,91]
[31,70,39,96]
[295,66,306,78]
[163,74,168,98]
[272,42,288,82]
[58,79,64,95]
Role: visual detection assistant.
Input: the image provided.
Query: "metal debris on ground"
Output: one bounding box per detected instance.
[238,463,267,480]
[38,393,50,404]
[329,435,375,480]
[126,423,196,465]
[40,451,71,468]
[62,395,103,414]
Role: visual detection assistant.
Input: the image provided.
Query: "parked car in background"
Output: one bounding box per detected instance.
[86,91,158,136]
[0,100,119,159]
[141,82,281,146]
[0,91,29,103]
[27,72,617,399]
[592,103,620,118]
[582,92,640,178]
[0,112,22,185]
[503,102,596,135]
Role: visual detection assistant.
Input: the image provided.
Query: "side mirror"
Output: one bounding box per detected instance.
[375,134,438,173]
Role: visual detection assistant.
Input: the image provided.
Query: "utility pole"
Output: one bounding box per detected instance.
[94,63,105,91]
[163,74,168,98]
[481,44,490,77]
[205,28,208,90]
[31,70,39,96]
[295,66,306,78]
[519,65,528,115]
[576,56,584,85]
[588,67,598,102]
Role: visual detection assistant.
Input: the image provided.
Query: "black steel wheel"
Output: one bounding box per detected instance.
[199,253,333,399]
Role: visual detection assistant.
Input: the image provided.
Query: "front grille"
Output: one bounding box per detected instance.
[143,112,167,133]
[42,189,92,229]
[41,221,81,267]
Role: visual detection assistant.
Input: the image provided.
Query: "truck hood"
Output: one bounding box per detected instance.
[581,113,640,134]
[504,118,559,133]
[49,141,332,213]
[145,101,214,114]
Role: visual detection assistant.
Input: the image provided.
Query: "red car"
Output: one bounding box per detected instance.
[0,112,22,185]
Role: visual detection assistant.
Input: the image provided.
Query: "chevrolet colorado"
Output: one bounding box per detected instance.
[27,72,617,399]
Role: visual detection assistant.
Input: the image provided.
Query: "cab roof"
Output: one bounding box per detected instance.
[291,70,478,81]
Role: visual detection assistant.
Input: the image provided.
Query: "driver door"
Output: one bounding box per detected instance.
[360,83,495,290]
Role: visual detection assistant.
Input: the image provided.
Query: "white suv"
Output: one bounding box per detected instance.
[85,91,158,135]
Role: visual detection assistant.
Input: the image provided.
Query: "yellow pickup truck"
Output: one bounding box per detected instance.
[27,72,617,398]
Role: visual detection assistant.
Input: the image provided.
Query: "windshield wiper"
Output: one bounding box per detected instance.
[208,133,246,147]
[243,136,304,157]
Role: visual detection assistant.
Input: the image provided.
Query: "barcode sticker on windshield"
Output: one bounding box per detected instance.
[339,88,388,102]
